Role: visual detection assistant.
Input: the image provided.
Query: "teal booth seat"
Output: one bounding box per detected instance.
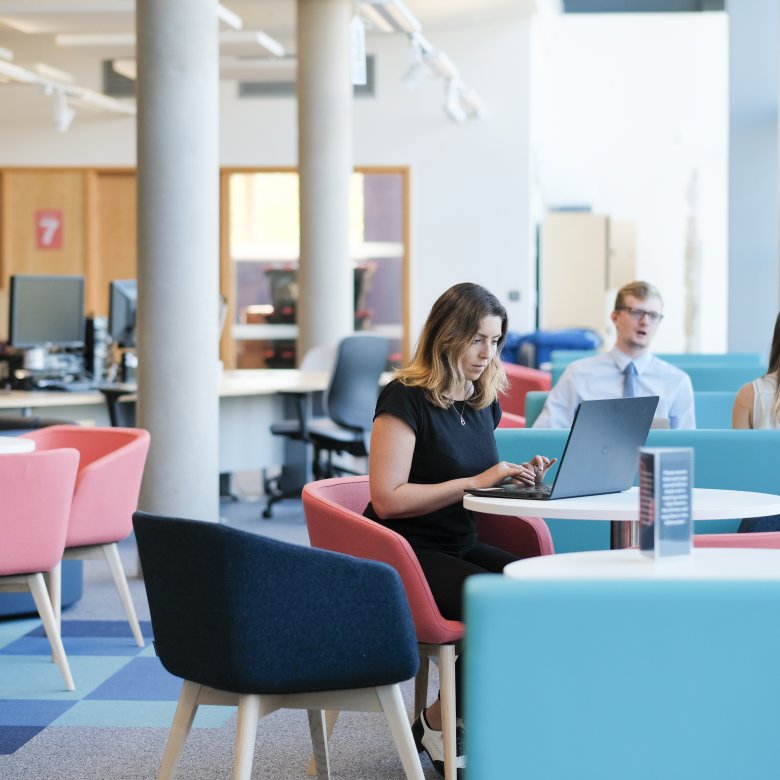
[550,350,764,369]
[551,356,765,388]
[522,389,737,429]
[465,576,780,780]
[495,428,780,553]
[523,390,549,427]
[678,363,765,391]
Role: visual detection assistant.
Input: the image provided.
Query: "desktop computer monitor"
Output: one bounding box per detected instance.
[108,279,137,348]
[8,274,85,349]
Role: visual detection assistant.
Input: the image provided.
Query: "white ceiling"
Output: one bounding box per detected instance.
[0,1,549,50]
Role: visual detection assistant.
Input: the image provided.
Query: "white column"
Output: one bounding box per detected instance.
[296,0,355,359]
[135,0,220,521]
[727,0,780,352]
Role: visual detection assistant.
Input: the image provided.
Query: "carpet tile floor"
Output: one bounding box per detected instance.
[0,618,234,755]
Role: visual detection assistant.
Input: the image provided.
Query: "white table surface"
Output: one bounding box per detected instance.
[464,486,780,522]
[504,547,780,581]
[0,437,35,453]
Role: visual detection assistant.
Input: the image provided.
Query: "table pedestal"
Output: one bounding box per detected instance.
[610,520,637,549]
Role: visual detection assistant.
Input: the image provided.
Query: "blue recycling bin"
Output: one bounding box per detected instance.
[514,328,602,369]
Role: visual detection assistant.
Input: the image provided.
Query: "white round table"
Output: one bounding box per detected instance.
[504,546,780,581]
[464,486,780,549]
[0,437,35,453]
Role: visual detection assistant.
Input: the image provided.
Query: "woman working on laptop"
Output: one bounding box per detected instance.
[364,282,554,775]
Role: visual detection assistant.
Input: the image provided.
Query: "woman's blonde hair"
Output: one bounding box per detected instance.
[395,283,509,409]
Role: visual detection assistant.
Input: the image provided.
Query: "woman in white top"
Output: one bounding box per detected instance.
[733,312,780,429]
[732,312,780,531]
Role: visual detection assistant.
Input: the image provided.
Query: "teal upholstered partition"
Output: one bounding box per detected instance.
[550,354,765,387]
[678,363,765,391]
[495,428,780,552]
[522,390,549,428]
[465,575,780,780]
[694,390,736,428]
[523,390,735,430]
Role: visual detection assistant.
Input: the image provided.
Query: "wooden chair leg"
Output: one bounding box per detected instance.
[45,562,62,663]
[27,572,74,692]
[307,710,339,776]
[158,680,201,780]
[414,652,430,719]
[438,645,458,780]
[376,684,425,780]
[233,694,260,780]
[102,543,145,647]
[307,709,331,780]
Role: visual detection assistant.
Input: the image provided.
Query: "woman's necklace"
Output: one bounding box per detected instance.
[449,381,471,426]
[451,398,467,426]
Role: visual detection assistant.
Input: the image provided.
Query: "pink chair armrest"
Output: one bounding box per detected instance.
[475,512,554,558]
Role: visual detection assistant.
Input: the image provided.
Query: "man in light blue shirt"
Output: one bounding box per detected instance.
[533,281,695,429]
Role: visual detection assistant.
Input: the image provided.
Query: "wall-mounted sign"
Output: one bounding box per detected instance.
[35,209,63,249]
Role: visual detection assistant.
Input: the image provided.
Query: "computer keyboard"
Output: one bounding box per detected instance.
[36,379,96,392]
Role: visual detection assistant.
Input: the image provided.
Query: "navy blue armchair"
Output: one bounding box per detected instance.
[132,511,424,780]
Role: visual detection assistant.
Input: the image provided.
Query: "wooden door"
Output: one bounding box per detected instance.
[87,170,137,316]
[0,169,86,289]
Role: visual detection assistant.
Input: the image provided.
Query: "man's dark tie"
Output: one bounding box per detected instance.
[623,362,638,398]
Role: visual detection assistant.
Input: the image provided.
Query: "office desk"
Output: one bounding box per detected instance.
[504,546,780,580]
[464,487,780,550]
[0,370,333,473]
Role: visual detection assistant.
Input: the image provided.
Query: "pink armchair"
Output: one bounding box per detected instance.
[21,425,151,647]
[302,475,553,780]
[0,448,80,690]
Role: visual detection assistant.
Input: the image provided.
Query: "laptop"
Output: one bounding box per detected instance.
[465,395,659,501]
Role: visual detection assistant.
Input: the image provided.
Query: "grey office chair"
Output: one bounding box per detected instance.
[307,333,389,479]
[263,344,336,518]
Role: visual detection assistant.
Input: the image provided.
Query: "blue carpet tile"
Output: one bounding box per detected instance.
[0,619,235,754]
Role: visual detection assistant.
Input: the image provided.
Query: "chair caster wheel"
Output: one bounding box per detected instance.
[262,507,272,519]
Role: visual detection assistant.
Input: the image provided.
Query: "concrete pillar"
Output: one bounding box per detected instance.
[296,0,355,359]
[135,0,220,521]
[727,0,780,353]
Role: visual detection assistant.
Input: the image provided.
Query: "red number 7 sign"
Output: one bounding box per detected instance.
[36,209,63,249]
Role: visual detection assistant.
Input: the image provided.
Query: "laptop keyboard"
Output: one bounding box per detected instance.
[502,484,552,499]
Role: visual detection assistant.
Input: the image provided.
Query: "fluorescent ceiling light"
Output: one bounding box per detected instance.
[0,57,135,120]
[360,0,421,34]
[219,56,296,82]
[33,62,74,83]
[57,29,285,58]
[426,50,458,80]
[219,31,285,58]
[56,32,135,47]
[358,4,393,33]
[217,3,242,31]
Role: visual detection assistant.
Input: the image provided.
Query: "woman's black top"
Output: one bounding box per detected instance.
[364,379,502,555]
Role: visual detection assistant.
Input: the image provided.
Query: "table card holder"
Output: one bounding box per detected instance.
[639,447,693,558]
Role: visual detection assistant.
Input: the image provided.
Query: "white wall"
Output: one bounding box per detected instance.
[0,12,729,353]
[533,12,729,352]
[0,18,536,348]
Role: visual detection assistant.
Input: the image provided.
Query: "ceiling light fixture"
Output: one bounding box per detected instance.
[52,89,75,133]
[359,0,421,34]
[217,3,242,31]
[443,78,467,124]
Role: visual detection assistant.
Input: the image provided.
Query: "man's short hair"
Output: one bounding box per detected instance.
[614,281,662,311]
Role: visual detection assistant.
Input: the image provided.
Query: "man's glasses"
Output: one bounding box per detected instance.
[618,307,664,324]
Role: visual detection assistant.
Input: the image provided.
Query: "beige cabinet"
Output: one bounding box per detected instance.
[539,211,636,337]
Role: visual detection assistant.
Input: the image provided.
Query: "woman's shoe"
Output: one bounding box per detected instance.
[411,709,466,777]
